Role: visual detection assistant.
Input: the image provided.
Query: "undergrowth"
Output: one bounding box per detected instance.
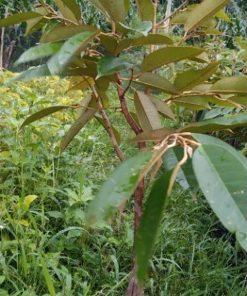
[0,72,247,296]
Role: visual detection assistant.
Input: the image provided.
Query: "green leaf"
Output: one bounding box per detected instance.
[185,0,229,33]
[192,134,247,251]
[130,128,174,143]
[118,21,152,36]
[8,65,51,84]
[99,34,118,54]
[90,0,130,22]
[135,0,154,21]
[86,151,153,224]
[174,62,219,91]
[48,30,98,75]
[97,56,132,78]
[180,113,247,133]
[149,96,175,120]
[25,7,49,35]
[173,96,211,110]
[141,47,204,72]
[132,34,173,46]
[136,171,173,284]
[211,76,247,94]
[134,91,162,131]
[15,43,62,65]
[40,24,97,43]
[134,73,178,94]
[55,0,81,23]
[21,106,70,128]
[60,98,97,151]
[0,11,42,27]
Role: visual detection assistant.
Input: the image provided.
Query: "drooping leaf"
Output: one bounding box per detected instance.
[192,134,247,251]
[8,65,51,84]
[55,0,81,23]
[211,76,247,94]
[48,30,98,75]
[90,0,130,22]
[130,127,174,143]
[136,171,173,284]
[40,24,97,43]
[0,11,42,27]
[180,113,247,133]
[149,96,175,120]
[21,106,70,128]
[60,97,97,151]
[97,56,132,78]
[174,62,219,91]
[86,151,153,224]
[185,0,230,33]
[25,7,49,35]
[15,43,62,65]
[134,91,162,131]
[99,34,118,54]
[141,47,204,72]
[131,34,173,46]
[134,73,178,94]
[135,0,154,21]
[68,76,95,91]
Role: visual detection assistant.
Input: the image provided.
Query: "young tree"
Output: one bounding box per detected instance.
[1,0,247,295]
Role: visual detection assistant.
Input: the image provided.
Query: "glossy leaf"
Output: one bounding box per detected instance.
[180,113,247,133]
[185,0,229,33]
[141,47,204,72]
[0,12,41,27]
[135,0,154,21]
[134,91,162,131]
[90,0,130,22]
[48,30,98,75]
[15,43,62,65]
[97,56,132,78]
[119,21,152,36]
[134,73,178,94]
[55,0,81,23]
[136,171,173,284]
[192,134,247,251]
[21,106,70,128]
[211,76,247,94]
[86,151,153,224]
[174,62,219,91]
[40,24,97,43]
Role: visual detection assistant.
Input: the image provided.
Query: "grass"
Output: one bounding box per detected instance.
[1,72,247,295]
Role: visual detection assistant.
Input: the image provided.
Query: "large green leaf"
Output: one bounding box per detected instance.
[90,0,130,22]
[134,73,178,94]
[149,96,175,120]
[136,171,173,284]
[211,76,247,94]
[132,34,173,47]
[134,91,162,131]
[180,113,247,133]
[141,47,204,72]
[55,0,81,23]
[86,151,153,224]
[21,106,70,128]
[135,0,154,21]
[0,12,41,27]
[185,0,229,33]
[118,21,152,37]
[97,56,132,78]
[192,134,247,251]
[8,65,51,83]
[25,7,48,35]
[173,96,211,110]
[174,63,219,91]
[15,43,62,65]
[40,24,97,43]
[47,30,98,75]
